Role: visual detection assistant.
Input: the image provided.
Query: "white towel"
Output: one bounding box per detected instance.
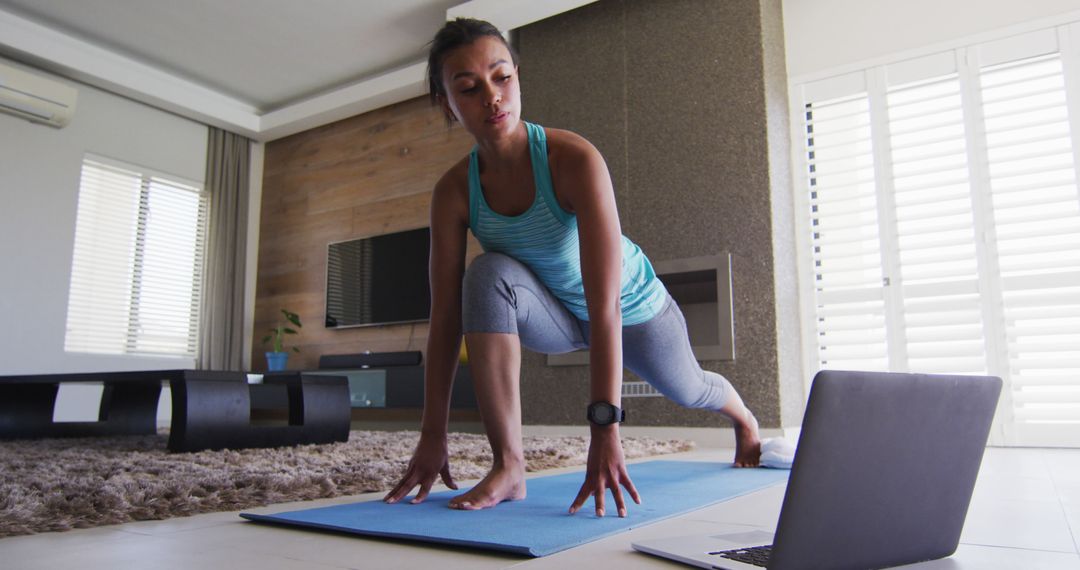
[760,437,797,469]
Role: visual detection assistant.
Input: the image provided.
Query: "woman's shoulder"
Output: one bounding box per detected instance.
[542,126,607,178]
[434,154,470,194]
[431,154,470,223]
[543,126,600,157]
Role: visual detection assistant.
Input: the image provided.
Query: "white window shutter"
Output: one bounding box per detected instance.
[980,53,1080,439]
[65,157,208,358]
[803,91,890,372]
[886,73,988,375]
[793,21,1080,447]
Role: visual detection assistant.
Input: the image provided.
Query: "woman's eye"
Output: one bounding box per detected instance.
[498,75,512,82]
[460,86,478,93]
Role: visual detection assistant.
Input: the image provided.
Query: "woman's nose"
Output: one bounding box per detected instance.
[483,84,501,107]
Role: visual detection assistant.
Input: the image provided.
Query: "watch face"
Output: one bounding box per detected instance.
[590,402,621,424]
[592,404,613,423]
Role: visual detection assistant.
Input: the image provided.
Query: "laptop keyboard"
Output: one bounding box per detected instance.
[709,544,772,567]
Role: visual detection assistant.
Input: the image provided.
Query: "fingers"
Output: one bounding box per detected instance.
[384,465,424,504]
[440,464,459,490]
[569,483,591,515]
[387,464,459,505]
[569,471,642,518]
[383,476,415,504]
[611,484,625,518]
[622,468,642,505]
[567,481,618,518]
[411,479,434,504]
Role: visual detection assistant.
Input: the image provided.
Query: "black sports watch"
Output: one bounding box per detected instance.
[587,401,625,426]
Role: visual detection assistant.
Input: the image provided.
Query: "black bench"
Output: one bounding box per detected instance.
[0,370,350,452]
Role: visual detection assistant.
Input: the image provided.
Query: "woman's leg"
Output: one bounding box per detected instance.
[453,331,526,508]
[615,296,762,466]
[453,253,587,509]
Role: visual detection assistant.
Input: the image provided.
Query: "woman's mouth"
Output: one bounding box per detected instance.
[486,112,508,124]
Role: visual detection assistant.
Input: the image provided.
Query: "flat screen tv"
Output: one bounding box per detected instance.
[325,227,431,328]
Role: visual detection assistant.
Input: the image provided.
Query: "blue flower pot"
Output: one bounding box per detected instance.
[265,351,289,371]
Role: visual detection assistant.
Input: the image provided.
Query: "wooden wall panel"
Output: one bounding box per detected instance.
[252,96,476,371]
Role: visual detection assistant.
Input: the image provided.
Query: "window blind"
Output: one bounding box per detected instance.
[980,53,1080,434]
[793,23,1080,446]
[887,72,988,375]
[804,90,889,372]
[64,156,208,358]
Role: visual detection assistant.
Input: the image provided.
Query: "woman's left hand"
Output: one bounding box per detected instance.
[569,425,641,517]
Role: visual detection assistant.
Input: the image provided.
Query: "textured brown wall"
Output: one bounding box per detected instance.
[759,0,804,427]
[516,0,801,428]
[252,97,479,371]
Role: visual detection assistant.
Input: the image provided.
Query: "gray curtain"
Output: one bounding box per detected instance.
[198,127,251,370]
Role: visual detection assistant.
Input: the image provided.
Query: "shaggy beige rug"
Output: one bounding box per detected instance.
[0,431,693,538]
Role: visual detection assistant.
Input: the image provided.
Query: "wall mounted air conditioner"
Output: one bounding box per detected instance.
[0,61,77,128]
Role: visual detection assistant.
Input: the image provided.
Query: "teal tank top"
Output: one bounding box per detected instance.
[467,121,667,325]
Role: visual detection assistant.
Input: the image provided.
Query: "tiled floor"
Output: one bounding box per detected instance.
[1,446,1077,569]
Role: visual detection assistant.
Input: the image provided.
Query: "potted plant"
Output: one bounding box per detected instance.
[262,309,302,371]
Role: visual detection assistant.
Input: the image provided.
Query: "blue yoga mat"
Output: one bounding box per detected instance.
[240,460,788,557]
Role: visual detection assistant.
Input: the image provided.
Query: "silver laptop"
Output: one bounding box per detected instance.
[633,370,1002,570]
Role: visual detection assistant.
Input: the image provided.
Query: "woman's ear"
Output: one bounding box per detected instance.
[437,93,456,123]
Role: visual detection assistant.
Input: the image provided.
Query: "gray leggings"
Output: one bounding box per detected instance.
[461,252,733,411]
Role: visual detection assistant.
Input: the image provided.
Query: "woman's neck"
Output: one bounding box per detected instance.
[474,120,529,175]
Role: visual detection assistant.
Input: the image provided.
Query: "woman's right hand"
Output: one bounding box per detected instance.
[383,433,458,504]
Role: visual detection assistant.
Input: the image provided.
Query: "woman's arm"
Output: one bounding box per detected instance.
[558,134,623,412]
[384,162,470,504]
[550,130,641,518]
[420,167,470,438]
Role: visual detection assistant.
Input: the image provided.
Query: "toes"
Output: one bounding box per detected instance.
[452,497,486,510]
[449,492,487,510]
[449,495,475,509]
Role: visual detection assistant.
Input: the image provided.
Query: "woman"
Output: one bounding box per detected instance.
[384,18,761,518]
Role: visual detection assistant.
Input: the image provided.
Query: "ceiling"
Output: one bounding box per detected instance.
[0,0,594,141]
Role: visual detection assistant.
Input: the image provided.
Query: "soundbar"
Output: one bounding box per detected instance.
[318,351,422,370]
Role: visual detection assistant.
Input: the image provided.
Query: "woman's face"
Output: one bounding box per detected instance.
[439,36,520,139]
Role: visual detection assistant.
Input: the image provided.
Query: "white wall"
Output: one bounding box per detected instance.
[783,0,1080,79]
[0,56,207,420]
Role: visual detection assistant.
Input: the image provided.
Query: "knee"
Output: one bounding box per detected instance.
[682,372,733,411]
[665,385,714,410]
[656,371,731,411]
[462,253,519,307]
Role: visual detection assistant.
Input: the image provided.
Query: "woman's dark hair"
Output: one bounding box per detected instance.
[427,18,518,106]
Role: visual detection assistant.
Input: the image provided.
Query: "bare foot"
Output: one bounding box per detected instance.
[733,408,762,467]
[448,462,527,510]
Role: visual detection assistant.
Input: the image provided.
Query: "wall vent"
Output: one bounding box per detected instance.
[622,381,662,398]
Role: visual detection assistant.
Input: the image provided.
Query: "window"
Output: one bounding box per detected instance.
[792,23,1080,447]
[64,156,208,358]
